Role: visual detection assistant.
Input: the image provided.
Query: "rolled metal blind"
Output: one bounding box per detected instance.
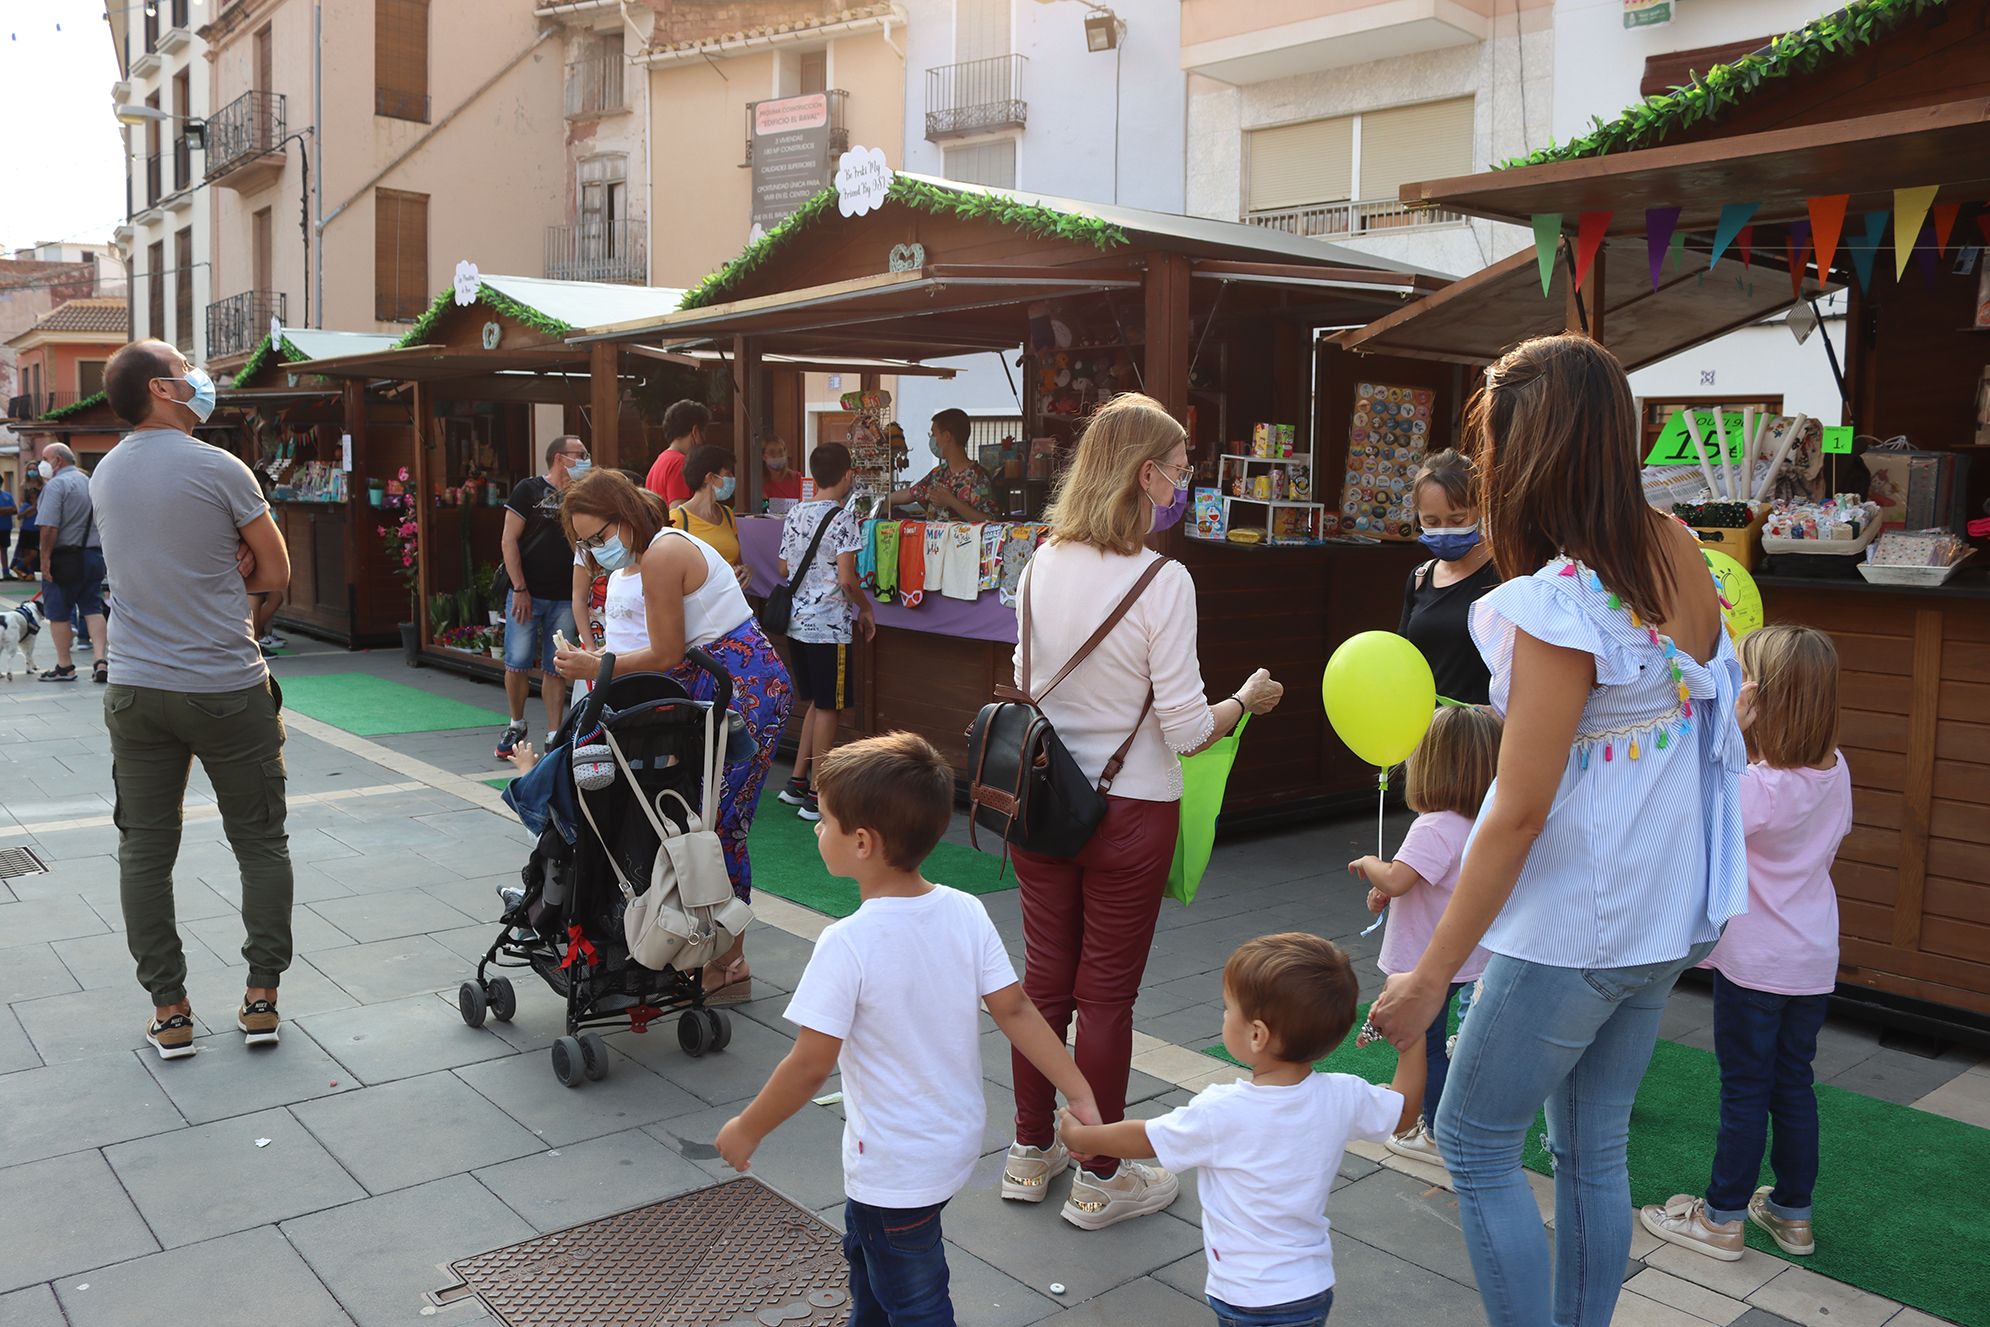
[1247,117,1353,212]
[1356,98,1474,203]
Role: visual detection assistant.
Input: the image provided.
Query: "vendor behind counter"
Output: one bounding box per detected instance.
[887,408,1000,523]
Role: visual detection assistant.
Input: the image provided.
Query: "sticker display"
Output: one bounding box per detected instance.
[1339,383,1435,540]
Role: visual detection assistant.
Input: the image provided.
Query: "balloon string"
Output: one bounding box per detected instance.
[1360,768,1389,938]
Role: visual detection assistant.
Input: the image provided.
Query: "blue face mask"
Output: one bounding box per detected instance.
[714,476,736,501]
[567,458,592,479]
[1418,524,1481,561]
[183,366,217,423]
[592,533,633,572]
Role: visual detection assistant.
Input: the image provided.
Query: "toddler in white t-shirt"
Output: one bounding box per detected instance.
[1059,934,1411,1327]
[717,732,1097,1326]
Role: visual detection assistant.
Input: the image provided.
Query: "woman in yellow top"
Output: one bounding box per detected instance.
[670,444,749,587]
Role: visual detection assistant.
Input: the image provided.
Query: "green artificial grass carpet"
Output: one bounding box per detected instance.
[745,800,1015,917]
[1204,1006,1990,1327]
[276,672,513,736]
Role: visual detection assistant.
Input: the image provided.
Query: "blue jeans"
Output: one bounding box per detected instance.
[501,596,576,673]
[843,1198,952,1327]
[1207,1288,1333,1326]
[1420,981,1471,1125]
[1705,971,1828,1223]
[1433,943,1716,1327]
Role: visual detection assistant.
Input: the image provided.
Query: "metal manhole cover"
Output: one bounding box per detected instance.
[435,1178,850,1327]
[0,846,48,880]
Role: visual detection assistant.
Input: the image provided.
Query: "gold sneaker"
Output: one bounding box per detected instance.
[1061,1160,1179,1230]
[145,1011,196,1061]
[1639,1194,1744,1262]
[1000,1140,1069,1203]
[237,998,281,1046]
[1384,1120,1447,1169]
[1748,1186,1816,1255]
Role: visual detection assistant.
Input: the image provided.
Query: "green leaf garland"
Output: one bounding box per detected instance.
[1496,0,1949,169]
[41,390,107,422]
[389,283,574,350]
[231,331,313,388]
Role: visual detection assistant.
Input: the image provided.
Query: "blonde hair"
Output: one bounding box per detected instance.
[1043,393,1186,555]
[1404,704,1503,817]
[1412,449,1476,513]
[1737,624,1839,768]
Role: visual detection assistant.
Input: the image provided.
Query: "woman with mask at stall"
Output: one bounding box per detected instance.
[1398,449,1499,706]
[759,430,802,507]
[669,444,749,587]
[998,392,1286,1230]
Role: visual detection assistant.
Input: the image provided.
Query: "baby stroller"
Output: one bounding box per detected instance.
[458,651,747,1087]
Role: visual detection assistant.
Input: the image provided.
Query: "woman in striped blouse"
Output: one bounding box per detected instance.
[1369,336,1748,1327]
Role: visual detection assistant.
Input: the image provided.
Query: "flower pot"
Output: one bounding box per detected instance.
[488,611,503,627]
[398,622,421,668]
[367,483,385,507]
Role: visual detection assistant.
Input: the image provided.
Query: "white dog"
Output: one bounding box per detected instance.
[0,599,46,680]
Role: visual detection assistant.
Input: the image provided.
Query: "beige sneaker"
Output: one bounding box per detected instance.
[1001,1140,1069,1203]
[1384,1121,1446,1168]
[1061,1160,1179,1230]
[1640,1194,1744,1262]
[145,1010,196,1061]
[1748,1186,1816,1255]
[237,998,281,1046]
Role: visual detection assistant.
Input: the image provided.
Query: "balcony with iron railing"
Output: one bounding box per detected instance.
[742,89,849,166]
[4,391,87,421]
[207,290,286,361]
[564,46,626,118]
[205,90,288,190]
[1244,197,1465,240]
[925,54,1027,141]
[544,220,647,285]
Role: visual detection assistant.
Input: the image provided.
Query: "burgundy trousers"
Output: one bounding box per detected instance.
[1011,794,1180,1167]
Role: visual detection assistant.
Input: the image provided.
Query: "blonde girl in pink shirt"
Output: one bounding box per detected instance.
[1643,624,1851,1262]
[1349,703,1503,1168]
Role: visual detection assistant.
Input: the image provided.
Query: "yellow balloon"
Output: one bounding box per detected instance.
[1322,631,1437,768]
[1702,549,1763,639]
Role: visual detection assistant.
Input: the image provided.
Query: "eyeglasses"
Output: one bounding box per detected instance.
[564,448,591,461]
[572,522,614,552]
[1156,460,1195,487]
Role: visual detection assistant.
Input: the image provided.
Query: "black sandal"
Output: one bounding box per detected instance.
[38,665,76,683]
[93,659,107,684]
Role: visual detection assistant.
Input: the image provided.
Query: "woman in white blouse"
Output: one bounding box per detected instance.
[1000,392,1284,1229]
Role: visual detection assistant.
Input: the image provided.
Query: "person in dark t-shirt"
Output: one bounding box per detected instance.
[496,435,589,758]
[1398,449,1499,706]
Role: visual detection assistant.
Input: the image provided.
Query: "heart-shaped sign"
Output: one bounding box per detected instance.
[481,321,502,350]
[887,242,923,272]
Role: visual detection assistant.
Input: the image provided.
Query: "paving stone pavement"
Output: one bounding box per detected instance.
[0,639,1981,1326]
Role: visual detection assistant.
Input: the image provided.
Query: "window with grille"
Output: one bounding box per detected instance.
[78,361,106,397]
[1245,98,1472,213]
[174,228,194,349]
[253,207,273,292]
[147,240,166,340]
[375,188,430,321]
[942,139,1016,190]
[376,0,430,122]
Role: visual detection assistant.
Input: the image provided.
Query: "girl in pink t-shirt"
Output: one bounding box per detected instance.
[1348,703,1502,1167]
[1644,624,1851,1264]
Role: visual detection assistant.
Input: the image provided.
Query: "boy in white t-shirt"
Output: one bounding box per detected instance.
[717,732,1098,1326]
[1059,934,1410,1326]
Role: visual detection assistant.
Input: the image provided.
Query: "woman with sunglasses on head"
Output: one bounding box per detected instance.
[998,392,1285,1231]
[553,467,793,1005]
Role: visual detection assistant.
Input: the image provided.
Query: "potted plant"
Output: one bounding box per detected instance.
[376,466,420,665]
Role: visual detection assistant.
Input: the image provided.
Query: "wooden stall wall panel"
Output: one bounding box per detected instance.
[869,629,1003,771]
[1840,936,1990,1019]
[285,510,319,610]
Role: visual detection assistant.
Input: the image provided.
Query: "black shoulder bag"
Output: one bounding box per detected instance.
[758,503,837,637]
[965,557,1168,859]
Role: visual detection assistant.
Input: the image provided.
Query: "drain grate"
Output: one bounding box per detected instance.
[436,1178,850,1327]
[0,846,48,880]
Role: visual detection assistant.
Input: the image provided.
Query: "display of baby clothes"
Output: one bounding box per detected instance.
[979,523,1004,592]
[874,519,902,601]
[857,519,879,593]
[897,520,927,608]
[923,523,950,600]
[998,523,1040,607]
[941,522,983,601]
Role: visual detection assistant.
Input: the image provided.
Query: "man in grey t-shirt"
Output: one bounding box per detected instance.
[93,339,295,1061]
[34,443,107,682]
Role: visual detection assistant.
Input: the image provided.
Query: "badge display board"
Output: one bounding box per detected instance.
[1339,382,1434,541]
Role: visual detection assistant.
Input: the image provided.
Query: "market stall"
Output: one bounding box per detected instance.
[1343,0,1990,1022]
[573,174,1458,818]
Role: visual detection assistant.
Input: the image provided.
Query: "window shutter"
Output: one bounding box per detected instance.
[1356,98,1474,203]
[375,0,430,122]
[174,228,194,350]
[942,139,1016,190]
[148,241,166,341]
[375,188,429,321]
[956,0,1011,61]
[1246,117,1353,212]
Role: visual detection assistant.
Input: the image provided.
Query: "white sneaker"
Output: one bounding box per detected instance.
[1385,1121,1446,1168]
[1640,1194,1745,1262]
[1001,1140,1069,1203]
[1062,1159,1179,1230]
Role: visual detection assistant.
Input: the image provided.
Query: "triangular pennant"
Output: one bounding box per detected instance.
[1786,220,1812,301]
[1709,202,1759,267]
[1574,211,1612,291]
[1670,230,1687,271]
[1914,220,1939,284]
[1532,214,1563,295]
[1977,208,1990,248]
[1893,186,1938,278]
[1846,210,1888,293]
[1735,225,1753,269]
[1806,194,1850,280]
[1647,207,1683,288]
[1931,201,1961,256]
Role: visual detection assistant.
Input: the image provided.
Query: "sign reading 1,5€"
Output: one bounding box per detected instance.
[836,146,891,218]
[1644,408,1751,466]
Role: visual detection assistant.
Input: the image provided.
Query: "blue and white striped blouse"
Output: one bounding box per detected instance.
[1466,557,1749,969]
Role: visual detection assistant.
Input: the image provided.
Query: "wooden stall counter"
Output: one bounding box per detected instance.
[1755,572,1990,1021]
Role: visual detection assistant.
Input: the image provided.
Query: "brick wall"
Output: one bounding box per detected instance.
[645,0,851,48]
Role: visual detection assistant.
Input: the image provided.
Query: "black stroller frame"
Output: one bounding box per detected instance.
[458,651,738,1086]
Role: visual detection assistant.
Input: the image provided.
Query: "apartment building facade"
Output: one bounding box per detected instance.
[196,0,568,367]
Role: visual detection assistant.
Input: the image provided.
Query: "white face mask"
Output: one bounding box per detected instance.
[36,460,53,481]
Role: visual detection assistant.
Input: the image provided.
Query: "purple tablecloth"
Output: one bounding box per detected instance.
[737,515,1019,646]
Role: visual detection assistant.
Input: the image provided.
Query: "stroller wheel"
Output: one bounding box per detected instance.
[458,981,488,1028]
[578,1032,609,1081]
[551,1035,586,1087]
[487,977,517,1023]
[678,1009,714,1058]
[704,1008,733,1053]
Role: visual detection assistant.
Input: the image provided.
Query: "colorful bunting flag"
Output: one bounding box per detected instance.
[1532,214,1563,295]
[1669,230,1686,273]
[1786,219,1812,301]
[1574,212,1612,291]
[1977,209,1990,249]
[1914,219,1939,284]
[1931,201,1961,257]
[1846,210,1888,293]
[1893,186,1938,279]
[1709,203,1759,267]
[1735,225,1754,269]
[1806,195,1850,281]
[1646,207,1682,289]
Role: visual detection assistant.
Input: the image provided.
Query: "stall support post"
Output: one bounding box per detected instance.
[1144,252,1193,417]
[1565,244,1607,344]
[589,342,621,470]
[411,380,433,643]
[733,334,761,487]
[342,379,368,629]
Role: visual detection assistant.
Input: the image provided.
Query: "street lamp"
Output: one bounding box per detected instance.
[112,100,205,149]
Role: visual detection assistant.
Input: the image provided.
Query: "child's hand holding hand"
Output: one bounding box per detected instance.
[1056,1106,1097,1164]
[715,1115,759,1173]
[1365,886,1387,915]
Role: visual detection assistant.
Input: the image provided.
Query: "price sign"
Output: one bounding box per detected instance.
[1821,426,1855,455]
[1643,409,1749,467]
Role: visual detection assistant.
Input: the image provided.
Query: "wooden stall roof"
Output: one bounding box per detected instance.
[227,326,398,395]
[1336,236,1833,370]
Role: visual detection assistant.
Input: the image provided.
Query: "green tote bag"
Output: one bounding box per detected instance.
[1165,712,1250,907]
